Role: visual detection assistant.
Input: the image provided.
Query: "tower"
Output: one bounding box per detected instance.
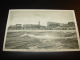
[38,21,40,26]
[38,21,40,28]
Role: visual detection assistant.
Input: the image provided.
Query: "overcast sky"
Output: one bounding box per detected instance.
[8,10,75,27]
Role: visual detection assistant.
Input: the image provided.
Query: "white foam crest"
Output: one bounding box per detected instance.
[35,34,52,38]
[20,34,28,37]
[20,34,75,39]
[20,34,35,37]
[20,34,52,38]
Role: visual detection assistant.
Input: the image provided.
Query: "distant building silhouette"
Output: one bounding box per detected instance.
[47,22,60,28]
[59,23,68,27]
[23,24,39,30]
[16,24,22,30]
[68,22,75,27]
[8,21,75,30]
[8,25,16,30]
[47,21,75,30]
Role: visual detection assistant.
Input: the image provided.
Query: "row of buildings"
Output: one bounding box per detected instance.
[47,22,75,30]
[8,21,75,30]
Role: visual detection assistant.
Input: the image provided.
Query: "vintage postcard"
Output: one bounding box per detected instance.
[3,9,80,52]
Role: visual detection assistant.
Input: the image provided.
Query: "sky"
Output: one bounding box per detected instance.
[8,10,75,27]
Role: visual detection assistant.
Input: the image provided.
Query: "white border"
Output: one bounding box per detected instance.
[3,9,80,52]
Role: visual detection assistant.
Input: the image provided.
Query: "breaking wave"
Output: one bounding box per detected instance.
[20,34,52,39]
[19,33,75,39]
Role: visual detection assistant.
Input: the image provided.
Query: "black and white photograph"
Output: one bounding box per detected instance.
[3,10,80,51]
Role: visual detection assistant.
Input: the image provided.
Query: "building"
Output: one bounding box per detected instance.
[16,24,22,30]
[47,22,75,30]
[8,25,16,30]
[68,22,75,27]
[47,22,60,28]
[60,23,68,27]
[23,21,41,30]
[23,24,39,30]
